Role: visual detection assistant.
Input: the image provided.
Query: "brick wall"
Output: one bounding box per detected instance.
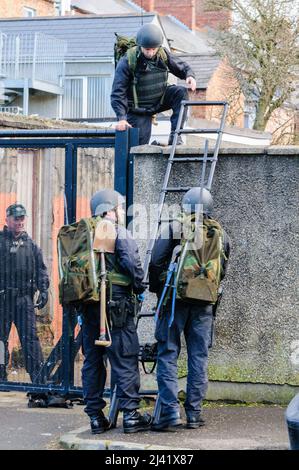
[0,0,54,18]
[206,60,244,127]
[154,0,195,29]
[195,0,231,30]
[188,89,207,118]
[133,0,231,30]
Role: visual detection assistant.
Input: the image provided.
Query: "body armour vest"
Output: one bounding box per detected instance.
[0,231,36,293]
[130,52,168,110]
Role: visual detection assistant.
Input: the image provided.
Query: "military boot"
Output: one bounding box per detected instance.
[186,412,205,429]
[123,409,152,434]
[151,410,182,432]
[90,410,110,434]
[168,132,183,146]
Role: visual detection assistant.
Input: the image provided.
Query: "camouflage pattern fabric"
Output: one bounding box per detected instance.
[57,217,130,305]
[176,216,226,304]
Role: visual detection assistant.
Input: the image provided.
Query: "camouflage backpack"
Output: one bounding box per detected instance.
[57,217,131,305]
[175,215,226,304]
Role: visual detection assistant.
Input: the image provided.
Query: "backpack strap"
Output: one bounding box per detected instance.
[127,46,139,109]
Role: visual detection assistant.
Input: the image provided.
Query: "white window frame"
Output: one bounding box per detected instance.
[60,76,87,119]
[60,75,113,119]
[23,7,37,17]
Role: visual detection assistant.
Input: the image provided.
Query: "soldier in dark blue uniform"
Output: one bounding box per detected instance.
[149,188,230,431]
[111,23,196,145]
[0,204,49,383]
[80,189,151,435]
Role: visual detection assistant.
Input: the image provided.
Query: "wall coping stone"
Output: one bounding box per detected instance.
[130,145,299,156]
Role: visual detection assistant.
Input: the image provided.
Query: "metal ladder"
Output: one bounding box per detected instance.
[142,100,228,282]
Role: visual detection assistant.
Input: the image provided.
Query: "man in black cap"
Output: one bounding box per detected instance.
[111,23,196,145]
[0,203,49,383]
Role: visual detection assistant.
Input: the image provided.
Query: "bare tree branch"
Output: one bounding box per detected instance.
[205,0,299,132]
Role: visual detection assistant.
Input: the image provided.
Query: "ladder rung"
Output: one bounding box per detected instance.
[159,218,177,223]
[171,157,216,162]
[181,100,227,107]
[177,128,221,134]
[163,187,191,193]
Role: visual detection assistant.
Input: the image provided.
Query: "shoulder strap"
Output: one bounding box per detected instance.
[127,46,139,109]
[127,46,139,74]
[157,47,168,66]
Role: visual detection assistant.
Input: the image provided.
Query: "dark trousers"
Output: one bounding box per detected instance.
[0,294,44,382]
[81,302,141,419]
[155,300,213,416]
[127,85,189,145]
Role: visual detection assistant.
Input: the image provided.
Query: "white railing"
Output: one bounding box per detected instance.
[0,32,67,86]
[0,33,5,78]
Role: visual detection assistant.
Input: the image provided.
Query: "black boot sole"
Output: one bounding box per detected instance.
[151,421,183,432]
[186,422,205,429]
[123,423,152,434]
[91,428,107,434]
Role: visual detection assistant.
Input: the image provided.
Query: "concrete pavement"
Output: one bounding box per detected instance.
[0,391,290,450]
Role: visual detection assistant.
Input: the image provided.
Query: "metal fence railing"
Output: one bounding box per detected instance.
[0,32,67,86]
[0,128,138,400]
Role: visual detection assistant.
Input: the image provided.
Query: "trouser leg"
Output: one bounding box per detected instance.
[81,308,107,419]
[158,85,189,142]
[155,303,186,415]
[14,296,44,383]
[184,304,213,414]
[127,112,152,145]
[0,300,12,381]
[107,315,140,411]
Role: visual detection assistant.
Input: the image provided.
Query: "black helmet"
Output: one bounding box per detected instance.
[6,203,27,218]
[182,187,213,216]
[90,189,125,217]
[136,24,163,48]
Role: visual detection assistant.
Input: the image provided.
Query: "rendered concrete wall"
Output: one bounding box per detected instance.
[131,145,299,398]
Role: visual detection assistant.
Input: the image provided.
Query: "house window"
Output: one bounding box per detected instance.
[23,7,37,17]
[62,76,113,119]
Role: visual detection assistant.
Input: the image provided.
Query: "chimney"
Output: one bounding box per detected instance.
[195,0,232,30]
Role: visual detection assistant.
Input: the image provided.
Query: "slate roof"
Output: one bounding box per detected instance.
[0,13,222,89]
[0,14,156,59]
[160,15,215,55]
[177,54,221,89]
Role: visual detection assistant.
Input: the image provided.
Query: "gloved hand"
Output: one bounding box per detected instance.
[35,291,48,310]
[137,293,145,303]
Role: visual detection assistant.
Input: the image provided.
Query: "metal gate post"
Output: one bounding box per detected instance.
[114,128,139,229]
[65,143,77,224]
[114,129,129,197]
[62,143,78,394]
[126,128,139,230]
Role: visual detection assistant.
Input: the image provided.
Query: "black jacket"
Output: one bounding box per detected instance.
[0,227,49,295]
[111,48,195,121]
[114,224,146,295]
[149,219,231,295]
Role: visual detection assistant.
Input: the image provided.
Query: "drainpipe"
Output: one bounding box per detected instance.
[23,78,29,116]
